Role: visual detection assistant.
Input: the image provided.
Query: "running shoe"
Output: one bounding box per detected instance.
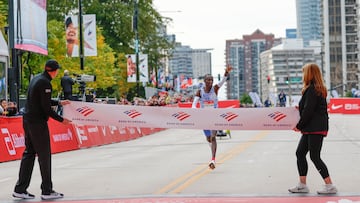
[209,160,216,169]
[288,183,309,193]
[317,184,337,194]
[12,191,35,199]
[41,190,64,200]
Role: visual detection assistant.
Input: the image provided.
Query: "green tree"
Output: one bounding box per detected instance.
[240,93,253,106]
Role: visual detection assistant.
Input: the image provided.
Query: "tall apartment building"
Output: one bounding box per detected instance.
[225,29,280,100]
[322,0,360,95]
[260,38,321,106]
[296,0,323,47]
[168,43,212,89]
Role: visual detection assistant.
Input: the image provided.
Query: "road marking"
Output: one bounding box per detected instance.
[155,131,269,194]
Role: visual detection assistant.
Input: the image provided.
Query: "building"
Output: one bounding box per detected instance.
[260,38,321,106]
[286,28,297,39]
[168,43,212,92]
[225,29,280,100]
[296,0,322,47]
[322,0,360,96]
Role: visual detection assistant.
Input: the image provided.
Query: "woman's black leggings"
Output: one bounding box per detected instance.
[296,134,330,179]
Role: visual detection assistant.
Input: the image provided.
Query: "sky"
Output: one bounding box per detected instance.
[153,0,297,76]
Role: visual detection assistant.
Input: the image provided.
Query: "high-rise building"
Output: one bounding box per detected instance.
[296,0,322,47]
[225,29,280,100]
[322,0,360,95]
[260,38,321,106]
[168,43,212,91]
[286,28,297,39]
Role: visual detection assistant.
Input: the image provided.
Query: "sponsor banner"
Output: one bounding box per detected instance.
[64,101,299,130]
[48,118,79,153]
[178,100,240,108]
[328,98,360,114]
[0,117,25,162]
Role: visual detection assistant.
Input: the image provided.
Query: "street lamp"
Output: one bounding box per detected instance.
[133,0,140,96]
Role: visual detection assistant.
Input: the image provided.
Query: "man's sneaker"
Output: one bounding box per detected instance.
[209,160,216,169]
[41,191,64,200]
[317,184,337,194]
[288,183,310,193]
[12,191,35,199]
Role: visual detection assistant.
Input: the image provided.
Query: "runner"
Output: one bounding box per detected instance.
[192,65,232,169]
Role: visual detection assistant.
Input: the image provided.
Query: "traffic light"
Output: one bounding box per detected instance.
[285,77,289,84]
[218,74,220,81]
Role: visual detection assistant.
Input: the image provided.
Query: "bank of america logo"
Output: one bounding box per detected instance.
[124,109,142,118]
[220,112,238,121]
[172,112,190,121]
[268,111,286,122]
[76,106,94,116]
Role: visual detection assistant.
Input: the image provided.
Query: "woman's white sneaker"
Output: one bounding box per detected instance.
[317,184,337,194]
[288,183,309,193]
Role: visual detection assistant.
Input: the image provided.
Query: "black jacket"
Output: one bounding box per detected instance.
[61,75,75,93]
[23,71,63,123]
[296,83,328,133]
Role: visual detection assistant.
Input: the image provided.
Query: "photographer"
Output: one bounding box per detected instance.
[61,70,75,100]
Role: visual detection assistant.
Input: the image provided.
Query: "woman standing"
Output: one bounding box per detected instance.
[288,63,337,194]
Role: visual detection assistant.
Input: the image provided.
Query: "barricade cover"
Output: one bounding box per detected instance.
[178,100,240,108]
[0,116,24,162]
[1,116,164,163]
[328,98,360,114]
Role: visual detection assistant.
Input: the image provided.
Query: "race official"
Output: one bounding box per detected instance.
[13,59,71,200]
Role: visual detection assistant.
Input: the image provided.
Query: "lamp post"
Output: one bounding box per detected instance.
[133,0,140,96]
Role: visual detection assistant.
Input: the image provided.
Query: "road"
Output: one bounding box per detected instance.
[0,114,359,203]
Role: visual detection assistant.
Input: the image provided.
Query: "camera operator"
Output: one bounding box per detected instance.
[60,70,75,100]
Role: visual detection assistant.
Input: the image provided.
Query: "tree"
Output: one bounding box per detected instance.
[240,93,253,106]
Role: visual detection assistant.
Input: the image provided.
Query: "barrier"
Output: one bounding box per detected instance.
[2,98,358,163]
[328,98,360,114]
[0,116,165,163]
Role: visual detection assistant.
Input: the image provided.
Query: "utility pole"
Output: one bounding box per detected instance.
[78,0,84,70]
[133,0,140,96]
[8,0,20,107]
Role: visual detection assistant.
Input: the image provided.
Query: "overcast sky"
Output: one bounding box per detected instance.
[153,0,297,76]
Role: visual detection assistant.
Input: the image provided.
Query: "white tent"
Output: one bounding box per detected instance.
[0,31,9,100]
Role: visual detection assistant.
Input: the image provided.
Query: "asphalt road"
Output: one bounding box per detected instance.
[0,114,359,202]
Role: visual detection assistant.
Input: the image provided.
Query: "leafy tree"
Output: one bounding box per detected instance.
[2,0,174,100]
[240,93,253,106]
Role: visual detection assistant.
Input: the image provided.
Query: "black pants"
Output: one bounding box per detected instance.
[296,134,330,179]
[14,120,53,195]
[63,92,73,100]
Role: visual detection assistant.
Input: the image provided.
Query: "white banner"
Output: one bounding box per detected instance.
[63,101,300,130]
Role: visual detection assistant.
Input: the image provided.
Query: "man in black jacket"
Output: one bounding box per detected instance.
[61,69,75,100]
[13,59,71,200]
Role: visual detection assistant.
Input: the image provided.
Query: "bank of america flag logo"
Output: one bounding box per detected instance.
[220,112,238,121]
[124,109,142,118]
[76,106,94,116]
[172,112,190,121]
[268,111,287,122]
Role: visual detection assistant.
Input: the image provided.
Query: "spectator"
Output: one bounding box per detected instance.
[0,98,6,115]
[264,97,272,107]
[278,90,287,107]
